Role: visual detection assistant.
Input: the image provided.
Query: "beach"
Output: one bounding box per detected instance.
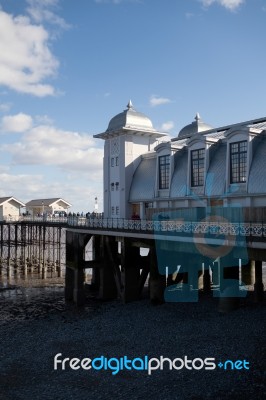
[0,276,265,400]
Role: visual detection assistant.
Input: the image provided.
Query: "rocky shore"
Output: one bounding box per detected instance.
[0,284,265,400]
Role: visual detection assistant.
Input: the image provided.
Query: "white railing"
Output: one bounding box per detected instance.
[18,215,68,223]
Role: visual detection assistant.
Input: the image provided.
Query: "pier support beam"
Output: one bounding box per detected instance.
[99,262,117,300]
[73,269,86,306]
[241,260,255,286]
[198,262,204,290]
[218,258,240,312]
[91,268,100,290]
[98,236,118,300]
[56,262,62,278]
[24,262,28,277]
[91,236,101,290]
[65,230,91,305]
[203,262,211,293]
[211,260,220,287]
[65,267,75,301]
[41,264,46,279]
[220,262,239,294]
[203,267,211,293]
[254,260,264,302]
[149,245,165,304]
[7,259,12,279]
[121,239,140,303]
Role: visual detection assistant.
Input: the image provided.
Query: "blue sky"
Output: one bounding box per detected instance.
[0,0,266,213]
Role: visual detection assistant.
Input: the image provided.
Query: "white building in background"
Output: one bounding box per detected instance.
[25,198,71,217]
[0,197,25,221]
[95,101,266,219]
[94,101,167,218]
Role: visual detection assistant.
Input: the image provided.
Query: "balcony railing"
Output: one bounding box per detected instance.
[9,216,265,238]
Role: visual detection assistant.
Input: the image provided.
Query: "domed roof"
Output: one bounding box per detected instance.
[178,113,213,139]
[106,100,154,132]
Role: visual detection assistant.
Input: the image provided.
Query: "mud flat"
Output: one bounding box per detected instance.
[0,280,265,400]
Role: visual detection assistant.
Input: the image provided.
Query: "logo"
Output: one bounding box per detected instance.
[153,182,249,303]
[54,354,250,375]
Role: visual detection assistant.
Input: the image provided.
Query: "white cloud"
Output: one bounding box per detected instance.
[160,121,174,132]
[94,0,141,4]
[95,0,122,3]
[0,172,41,188]
[200,0,244,11]
[35,114,54,125]
[1,113,33,132]
[26,0,71,30]
[149,95,171,107]
[1,123,103,174]
[0,9,59,96]
[0,165,10,173]
[0,116,104,211]
[185,12,195,19]
[0,171,103,212]
[0,103,12,113]
[0,173,44,198]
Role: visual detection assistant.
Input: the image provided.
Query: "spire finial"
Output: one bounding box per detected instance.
[127,100,133,110]
[195,112,201,122]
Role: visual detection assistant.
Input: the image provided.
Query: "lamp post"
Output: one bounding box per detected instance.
[94,197,98,215]
[42,201,44,217]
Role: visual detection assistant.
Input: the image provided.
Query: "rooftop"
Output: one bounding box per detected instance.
[177,113,213,139]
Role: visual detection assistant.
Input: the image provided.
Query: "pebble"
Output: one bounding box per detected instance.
[0,283,265,400]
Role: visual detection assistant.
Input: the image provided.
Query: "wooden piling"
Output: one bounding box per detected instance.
[254,260,264,302]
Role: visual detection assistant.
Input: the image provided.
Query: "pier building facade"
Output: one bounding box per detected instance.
[94,102,266,219]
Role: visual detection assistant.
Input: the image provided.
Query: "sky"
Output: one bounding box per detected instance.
[0,0,266,213]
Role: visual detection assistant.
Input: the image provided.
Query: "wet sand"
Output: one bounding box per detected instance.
[0,272,265,400]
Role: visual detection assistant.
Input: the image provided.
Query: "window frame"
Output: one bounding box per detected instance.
[230,140,247,184]
[191,148,205,187]
[158,155,170,190]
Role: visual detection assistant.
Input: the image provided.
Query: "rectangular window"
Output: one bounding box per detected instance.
[115,182,119,191]
[116,156,119,166]
[111,206,115,215]
[145,202,153,208]
[116,206,119,215]
[159,155,170,189]
[230,141,247,183]
[191,149,205,187]
[111,183,114,191]
[111,158,114,167]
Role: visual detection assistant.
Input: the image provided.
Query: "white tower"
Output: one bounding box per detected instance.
[94,101,166,218]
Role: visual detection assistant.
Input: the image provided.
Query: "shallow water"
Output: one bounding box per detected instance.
[0,269,65,322]
[0,260,265,325]
[0,263,104,325]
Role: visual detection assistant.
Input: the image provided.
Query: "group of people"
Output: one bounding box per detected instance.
[68,211,103,218]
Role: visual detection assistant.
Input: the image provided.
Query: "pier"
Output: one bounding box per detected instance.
[2,207,265,308]
[64,207,265,307]
[0,221,65,280]
[1,105,266,310]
